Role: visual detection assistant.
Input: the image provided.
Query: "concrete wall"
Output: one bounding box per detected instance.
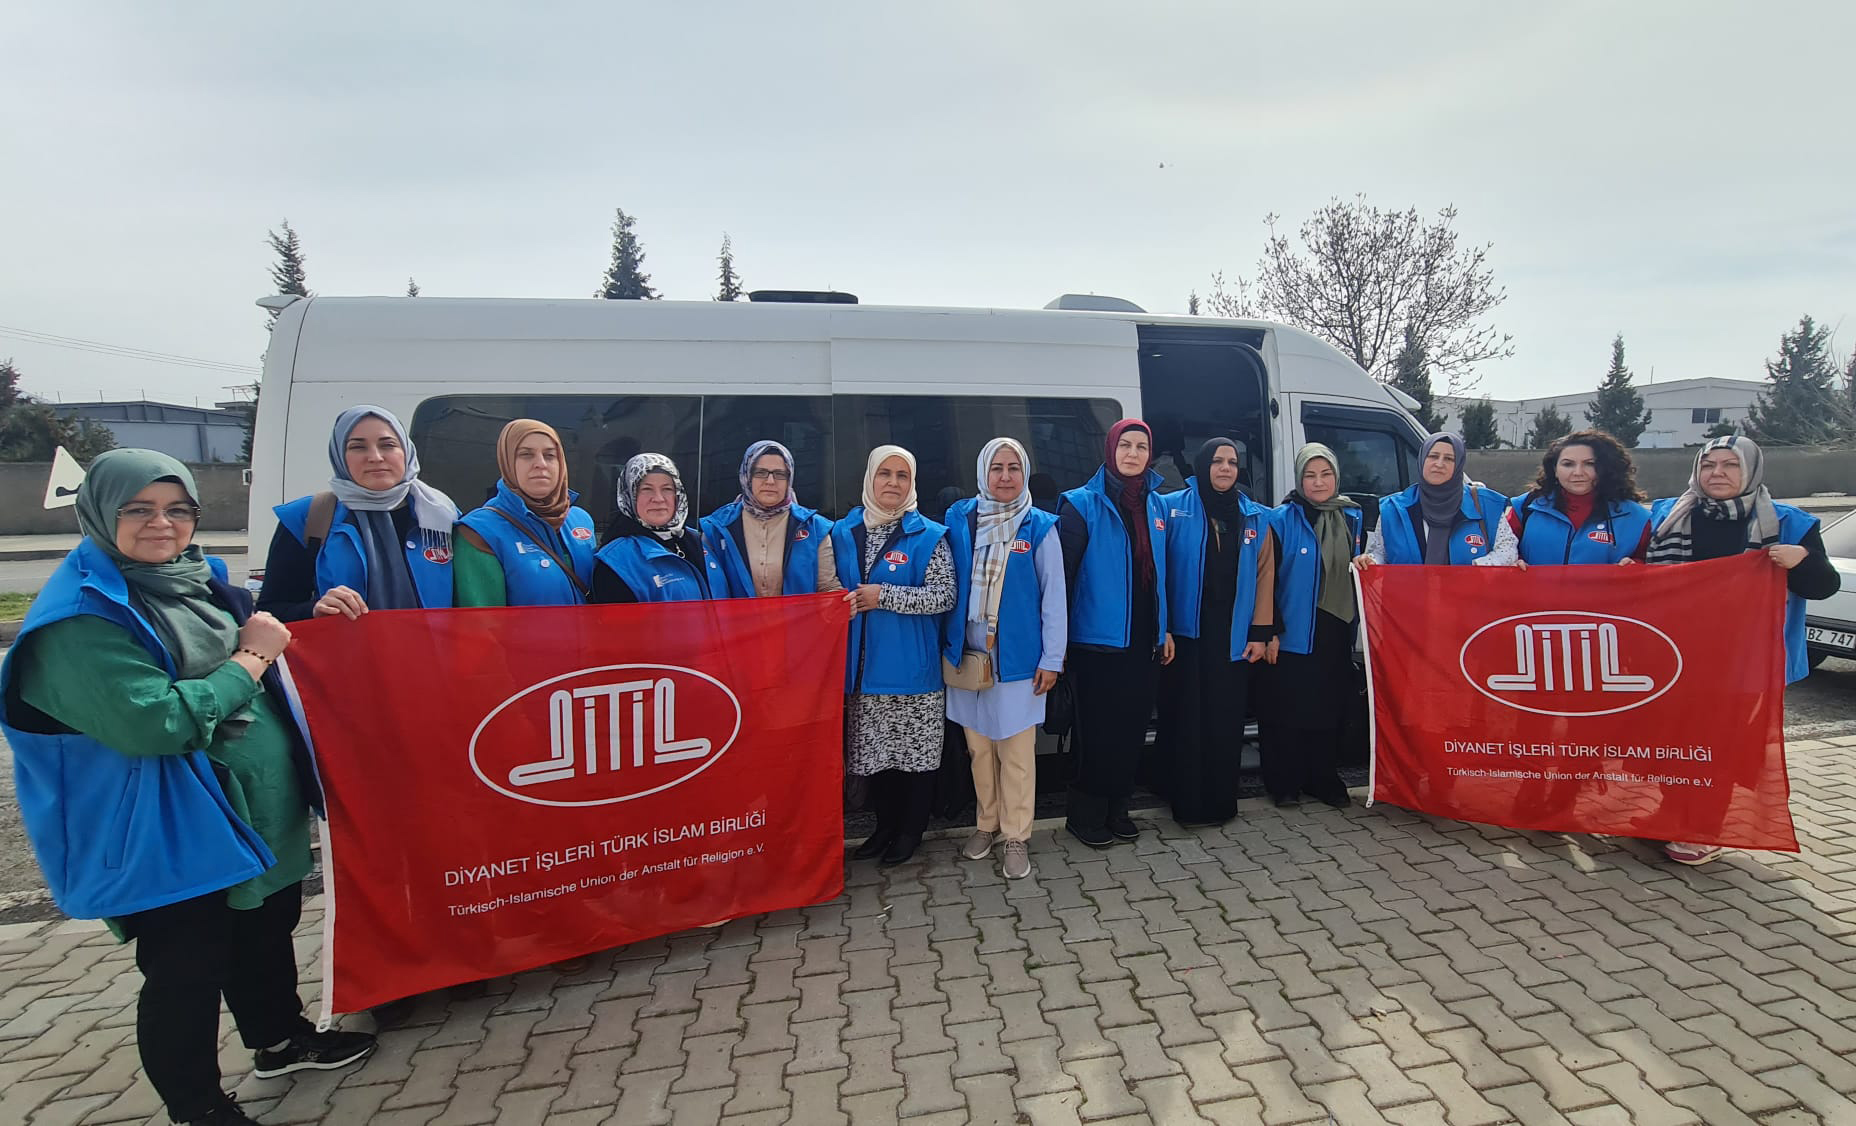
[1470,446,1856,499]
[0,463,249,535]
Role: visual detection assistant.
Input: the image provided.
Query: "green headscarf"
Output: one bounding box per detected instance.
[1293,442,1360,624]
[75,449,238,680]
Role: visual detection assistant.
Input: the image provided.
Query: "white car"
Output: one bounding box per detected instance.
[1806,511,1856,668]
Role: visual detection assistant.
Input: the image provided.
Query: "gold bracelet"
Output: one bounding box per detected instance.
[236,647,276,665]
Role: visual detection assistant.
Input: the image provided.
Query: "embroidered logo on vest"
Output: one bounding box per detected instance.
[570,527,594,541]
[1154,518,1166,530]
[883,550,909,564]
[794,528,810,541]
[1464,534,1486,547]
[1587,529,1614,544]
[424,546,453,564]
[1010,539,1032,554]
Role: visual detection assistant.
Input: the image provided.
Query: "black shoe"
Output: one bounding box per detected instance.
[1271,793,1298,808]
[879,835,921,867]
[853,829,897,861]
[251,1028,377,1079]
[1067,821,1115,849]
[1108,814,1140,841]
[1313,789,1353,809]
[181,1096,261,1125]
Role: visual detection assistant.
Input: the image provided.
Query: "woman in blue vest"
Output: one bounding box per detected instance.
[1264,443,1363,808]
[1057,419,1173,849]
[700,440,842,598]
[945,437,1065,880]
[453,419,598,605]
[834,445,956,866]
[1647,435,1839,866]
[1,450,374,1126]
[590,453,719,603]
[1506,429,1650,566]
[1357,433,1517,568]
[1157,438,1278,827]
[258,405,460,621]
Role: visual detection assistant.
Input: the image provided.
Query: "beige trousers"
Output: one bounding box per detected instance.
[964,726,1038,842]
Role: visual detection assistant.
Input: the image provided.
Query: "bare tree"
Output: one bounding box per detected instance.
[1209,196,1512,393]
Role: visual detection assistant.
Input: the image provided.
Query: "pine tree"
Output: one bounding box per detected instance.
[236,384,260,462]
[1744,315,1852,445]
[1186,291,1201,316]
[0,358,23,411]
[1524,404,1572,449]
[715,234,743,301]
[406,277,421,297]
[1460,398,1500,449]
[597,208,657,300]
[1388,323,1444,432]
[264,220,311,333]
[1843,351,1856,431]
[1583,335,1652,447]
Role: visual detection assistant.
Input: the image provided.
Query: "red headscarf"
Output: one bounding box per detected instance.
[1103,418,1156,588]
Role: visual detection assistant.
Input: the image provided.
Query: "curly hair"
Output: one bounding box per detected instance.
[1524,429,1646,503]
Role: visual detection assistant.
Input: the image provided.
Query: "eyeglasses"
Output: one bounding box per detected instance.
[118,504,202,524]
[749,469,791,482]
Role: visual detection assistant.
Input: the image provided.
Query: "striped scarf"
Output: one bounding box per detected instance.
[1647,435,1782,563]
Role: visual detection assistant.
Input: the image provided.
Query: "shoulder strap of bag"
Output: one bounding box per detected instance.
[1471,485,1498,544]
[304,491,338,561]
[488,508,591,599]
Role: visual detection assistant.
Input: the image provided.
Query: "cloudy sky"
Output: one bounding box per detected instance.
[3,2,1851,407]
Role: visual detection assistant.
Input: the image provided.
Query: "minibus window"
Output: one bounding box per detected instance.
[831,395,1120,521]
[1300,402,1422,526]
[409,395,701,528]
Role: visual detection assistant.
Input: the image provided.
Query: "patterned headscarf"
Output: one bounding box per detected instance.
[737,440,796,521]
[615,453,690,539]
[969,437,1033,629]
[1647,435,1782,563]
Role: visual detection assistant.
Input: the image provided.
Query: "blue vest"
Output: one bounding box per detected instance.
[458,482,598,606]
[1272,502,1365,655]
[1510,491,1651,566]
[700,500,833,599]
[831,508,950,695]
[941,500,1059,684]
[1378,484,1509,565]
[594,533,718,603]
[1060,467,1170,649]
[1649,497,1819,684]
[1161,480,1271,660]
[274,494,454,609]
[0,542,276,920]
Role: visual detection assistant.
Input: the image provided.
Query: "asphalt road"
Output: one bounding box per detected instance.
[0,653,1850,924]
[0,557,249,595]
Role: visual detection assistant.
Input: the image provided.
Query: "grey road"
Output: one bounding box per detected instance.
[0,655,1850,923]
[0,557,250,594]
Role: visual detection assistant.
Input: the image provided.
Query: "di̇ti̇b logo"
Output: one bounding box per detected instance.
[469,665,743,806]
[1459,611,1682,718]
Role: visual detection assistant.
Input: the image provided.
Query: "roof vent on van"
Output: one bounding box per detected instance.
[255,294,305,312]
[1044,294,1146,313]
[748,290,858,304]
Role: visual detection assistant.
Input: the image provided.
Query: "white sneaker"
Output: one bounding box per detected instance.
[1001,840,1032,880]
[961,830,996,860]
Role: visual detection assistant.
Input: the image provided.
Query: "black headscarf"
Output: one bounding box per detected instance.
[1193,438,1247,526]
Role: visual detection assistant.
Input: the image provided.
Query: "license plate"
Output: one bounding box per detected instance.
[1807,626,1856,651]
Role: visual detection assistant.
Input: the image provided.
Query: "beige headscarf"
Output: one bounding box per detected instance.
[861,445,919,528]
[970,437,1033,633]
[496,419,572,527]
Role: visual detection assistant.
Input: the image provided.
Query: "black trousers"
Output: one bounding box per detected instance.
[869,769,934,842]
[1261,724,1348,804]
[123,882,311,1121]
[1066,645,1160,832]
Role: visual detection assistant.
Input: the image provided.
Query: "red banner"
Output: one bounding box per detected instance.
[281,594,851,1016]
[1360,553,1795,851]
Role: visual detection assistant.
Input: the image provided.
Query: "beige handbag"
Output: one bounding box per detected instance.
[942,649,994,691]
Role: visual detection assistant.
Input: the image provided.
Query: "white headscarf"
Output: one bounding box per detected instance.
[969,437,1032,628]
[860,445,918,528]
[616,452,690,539]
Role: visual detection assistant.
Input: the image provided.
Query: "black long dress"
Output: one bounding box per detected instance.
[1261,497,1353,806]
[1157,518,1269,825]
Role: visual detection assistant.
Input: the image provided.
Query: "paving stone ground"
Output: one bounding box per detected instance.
[4,737,1856,1125]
